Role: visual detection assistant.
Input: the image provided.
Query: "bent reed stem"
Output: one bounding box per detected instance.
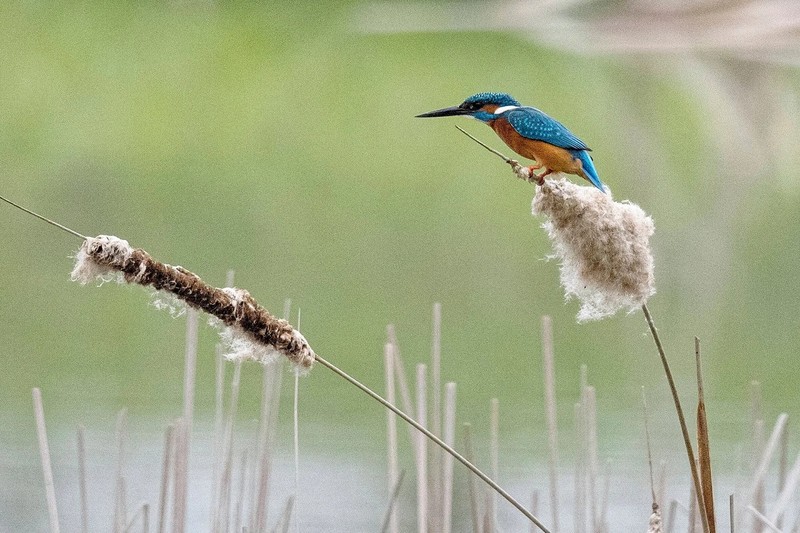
[314,354,551,533]
[641,304,710,533]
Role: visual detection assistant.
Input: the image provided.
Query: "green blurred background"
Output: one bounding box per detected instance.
[1,1,799,531]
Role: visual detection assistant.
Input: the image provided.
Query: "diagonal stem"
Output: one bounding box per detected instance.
[313,354,551,533]
[641,304,710,533]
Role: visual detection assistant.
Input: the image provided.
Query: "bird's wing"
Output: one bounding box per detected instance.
[506,107,590,151]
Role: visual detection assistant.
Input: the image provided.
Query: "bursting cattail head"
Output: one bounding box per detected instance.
[533,178,655,322]
[71,235,315,370]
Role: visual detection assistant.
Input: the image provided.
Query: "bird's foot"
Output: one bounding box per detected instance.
[509,160,540,184]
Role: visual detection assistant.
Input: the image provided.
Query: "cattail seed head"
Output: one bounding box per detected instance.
[71,235,315,369]
[533,178,656,322]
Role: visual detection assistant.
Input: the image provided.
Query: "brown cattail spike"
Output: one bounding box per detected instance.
[71,235,315,369]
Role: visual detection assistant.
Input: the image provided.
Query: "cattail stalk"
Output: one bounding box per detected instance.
[32,388,61,533]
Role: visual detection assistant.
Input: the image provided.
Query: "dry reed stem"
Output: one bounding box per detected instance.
[253,359,284,533]
[767,453,800,525]
[540,315,560,533]
[641,388,657,505]
[173,310,198,533]
[665,499,678,533]
[642,304,709,533]
[743,413,790,529]
[292,371,300,533]
[214,360,242,532]
[490,398,500,533]
[156,424,174,533]
[584,386,599,532]
[442,382,456,533]
[387,326,419,453]
[747,506,783,533]
[71,236,314,369]
[463,423,482,533]
[234,449,248,533]
[383,342,400,533]
[529,491,540,533]
[694,338,716,533]
[415,363,428,533]
[77,425,89,533]
[380,470,406,533]
[777,421,790,530]
[114,409,129,533]
[32,388,61,533]
[574,402,585,533]
[313,354,552,532]
[171,419,186,533]
[430,303,443,533]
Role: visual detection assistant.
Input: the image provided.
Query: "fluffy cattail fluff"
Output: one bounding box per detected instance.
[71,235,315,370]
[532,177,655,322]
[647,503,662,533]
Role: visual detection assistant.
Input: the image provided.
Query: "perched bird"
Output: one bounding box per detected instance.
[416,92,605,192]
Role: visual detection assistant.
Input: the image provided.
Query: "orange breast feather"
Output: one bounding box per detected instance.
[490,119,582,174]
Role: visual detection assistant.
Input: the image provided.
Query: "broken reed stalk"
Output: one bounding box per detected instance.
[695,338,716,533]
[33,388,61,533]
[1,195,551,533]
[641,304,710,533]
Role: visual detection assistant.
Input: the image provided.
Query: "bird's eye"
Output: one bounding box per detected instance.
[469,102,482,110]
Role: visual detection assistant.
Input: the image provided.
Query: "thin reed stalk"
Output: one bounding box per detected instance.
[292,371,300,533]
[540,315,559,533]
[416,363,429,533]
[387,326,419,451]
[743,413,790,528]
[77,425,89,533]
[767,453,800,525]
[584,386,598,532]
[32,388,61,533]
[463,423,482,533]
[574,402,585,533]
[430,303,443,533]
[173,309,198,533]
[234,449,248,533]
[114,409,129,533]
[384,342,400,533]
[252,300,290,533]
[214,361,242,532]
[156,424,174,533]
[489,398,500,533]
[641,304,709,533]
[380,470,406,533]
[747,506,783,533]
[441,382,456,533]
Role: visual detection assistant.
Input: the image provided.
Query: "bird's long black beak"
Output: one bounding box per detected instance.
[415,105,471,118]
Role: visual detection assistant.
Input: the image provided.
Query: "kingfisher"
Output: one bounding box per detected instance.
[416,92,605,192]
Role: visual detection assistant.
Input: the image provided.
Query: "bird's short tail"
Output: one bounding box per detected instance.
[573,150,606,193]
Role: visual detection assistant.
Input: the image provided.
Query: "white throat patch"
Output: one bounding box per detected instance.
[494,105,519,114]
